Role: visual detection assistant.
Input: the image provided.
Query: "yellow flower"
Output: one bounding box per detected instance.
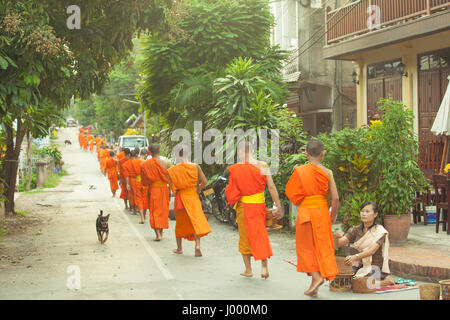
[339,166,346,172]
[445,164,450,173]
[370,120,382,127]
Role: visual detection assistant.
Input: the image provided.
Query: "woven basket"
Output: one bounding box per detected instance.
[419,284,441,300]
[335,256,354,275]
[330,273,353,292]
[439,280,450,300]
[352,277,376,294]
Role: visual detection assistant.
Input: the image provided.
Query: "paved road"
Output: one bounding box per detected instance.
[0,127,421,300]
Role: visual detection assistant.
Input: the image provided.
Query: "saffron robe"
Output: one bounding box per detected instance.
[167,162,211,241]
[82,136,88,150]
[117,154,129,200]
[105,157,119,192]
[122,159,137,206]
[129,159,145,211]
[99,149,110,173]
[225,162,273,261]
[285,163,338,281]
[141,158,170,230]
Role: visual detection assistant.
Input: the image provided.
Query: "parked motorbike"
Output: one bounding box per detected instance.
[199,170,237,229]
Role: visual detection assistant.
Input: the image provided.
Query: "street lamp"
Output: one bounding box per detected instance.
[397,62,408,77]
[352,71,360,85]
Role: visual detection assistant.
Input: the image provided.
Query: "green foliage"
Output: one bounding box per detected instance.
[139,0,283,124]
[18,169,37,192]
[370,97,428,216]
[319,127,373,201]
[37,145,62,167]
[318,97,428,228]
[266,108,308,210]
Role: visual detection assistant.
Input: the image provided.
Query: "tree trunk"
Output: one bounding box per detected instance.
[2,119,26,216]
[26,130,32,191]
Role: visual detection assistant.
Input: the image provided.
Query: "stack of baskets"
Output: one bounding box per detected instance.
[419,284,441,300]
[439,280,450,300]
[329,257,354,292]
[352,276,377,294]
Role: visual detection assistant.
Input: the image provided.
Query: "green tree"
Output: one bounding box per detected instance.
[0,0,173,215]
[139,0,280,128]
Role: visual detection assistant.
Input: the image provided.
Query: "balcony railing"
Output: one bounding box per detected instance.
[326,0,450,45]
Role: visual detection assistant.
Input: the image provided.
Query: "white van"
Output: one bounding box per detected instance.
[118,135,149,152]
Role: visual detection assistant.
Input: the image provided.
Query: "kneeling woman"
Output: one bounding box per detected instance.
[334,202,394,287]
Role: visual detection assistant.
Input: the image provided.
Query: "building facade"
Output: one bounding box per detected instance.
[270,0,357,136]
[323,0,450,176]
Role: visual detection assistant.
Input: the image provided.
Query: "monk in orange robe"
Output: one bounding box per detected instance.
[78,130,84,149]
[128,147,145,224]
[141,144,171,241]
[118,148,131,211]
[99,146,110,175]
[123,148,138,216]
[167,146,211,257]
[139,149,149,218]
[89,135,94,152]
[225,140,282,279]
[285,139,340,297]
[82,134,89,151]
[105,151,119,197]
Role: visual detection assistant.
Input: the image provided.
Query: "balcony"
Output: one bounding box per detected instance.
[326,0,450,45]
[324,0,450,59]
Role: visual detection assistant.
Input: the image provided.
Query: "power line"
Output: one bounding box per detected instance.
[284,0,359,66]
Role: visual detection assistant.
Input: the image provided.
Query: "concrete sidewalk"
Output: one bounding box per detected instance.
[388,222,450,283]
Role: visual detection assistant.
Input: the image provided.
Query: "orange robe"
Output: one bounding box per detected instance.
[225,162,272,261]
[167,163,211,240]
[130,159,145,211]
[141,158,170,230]
[122,159,136,206]
[82,136,88,150]
[78,132,83,147]
[117,153,129,200]
[89,138,94,152]
[105,158,119,192]
[285,163,338,281]
[99,149,110,172]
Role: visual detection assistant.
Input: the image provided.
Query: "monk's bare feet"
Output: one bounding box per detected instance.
[240,272,253,278]
[173,249,183,254]
[304,279,324,297]
[195,248,202,257]
[153,237,161,242]
[261,265,269,280]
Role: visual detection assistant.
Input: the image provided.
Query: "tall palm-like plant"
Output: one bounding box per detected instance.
[207,57,285,131]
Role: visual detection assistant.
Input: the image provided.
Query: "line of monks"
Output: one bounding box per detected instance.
[78,128,340,297]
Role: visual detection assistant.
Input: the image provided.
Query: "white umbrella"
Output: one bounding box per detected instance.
[431,75,450,173]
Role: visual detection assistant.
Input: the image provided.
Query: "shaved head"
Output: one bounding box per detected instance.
[306,139,325,157]
[149,144,160,155]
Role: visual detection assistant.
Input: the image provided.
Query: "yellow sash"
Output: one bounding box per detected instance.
[240,192,265,204]
[136,176,141,183]
[151,181,167,188]
[233,192,265,211]
[178,187,197,196]
[300,195,328,208]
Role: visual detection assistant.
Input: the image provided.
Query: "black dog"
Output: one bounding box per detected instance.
[96,210,110,244]
[64,140,72,146]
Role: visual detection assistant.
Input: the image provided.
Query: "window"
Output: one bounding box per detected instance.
[418,48,450,71]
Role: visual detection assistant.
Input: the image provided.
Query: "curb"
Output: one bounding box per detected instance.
[389,259,450,283]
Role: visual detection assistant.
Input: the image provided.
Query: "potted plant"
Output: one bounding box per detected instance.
[369,97,429,241]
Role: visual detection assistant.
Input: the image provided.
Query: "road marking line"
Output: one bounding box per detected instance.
[102,177,184,300]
